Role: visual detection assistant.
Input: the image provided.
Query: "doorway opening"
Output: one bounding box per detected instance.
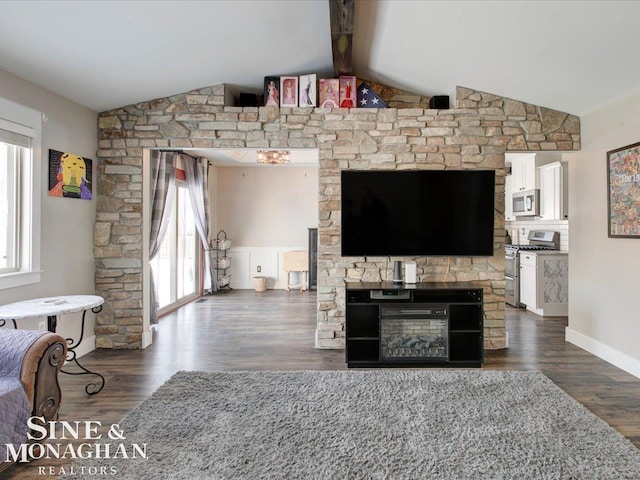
[142,148,319,347]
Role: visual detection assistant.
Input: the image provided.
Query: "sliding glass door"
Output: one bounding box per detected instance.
[151,181,200,314]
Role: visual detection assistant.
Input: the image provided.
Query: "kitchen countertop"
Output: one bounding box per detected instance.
[519,250,568,255]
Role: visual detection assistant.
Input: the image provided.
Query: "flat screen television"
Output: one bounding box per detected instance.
[341,170,495,256]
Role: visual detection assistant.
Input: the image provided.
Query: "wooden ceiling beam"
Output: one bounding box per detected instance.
[329,0,354,76]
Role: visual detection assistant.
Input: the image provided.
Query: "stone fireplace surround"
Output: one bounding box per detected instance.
[95,84,580,350]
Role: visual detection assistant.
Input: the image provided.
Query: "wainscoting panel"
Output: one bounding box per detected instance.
[228,247,307,290]
[227,250,251,289]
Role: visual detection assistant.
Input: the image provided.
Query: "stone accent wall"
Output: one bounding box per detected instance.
[457,87,581,151]
[95,83,580,350]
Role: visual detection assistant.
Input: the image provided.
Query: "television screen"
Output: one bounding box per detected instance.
[341,170,495,256]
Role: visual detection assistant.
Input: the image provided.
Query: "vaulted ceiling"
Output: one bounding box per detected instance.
[0,1,639,116]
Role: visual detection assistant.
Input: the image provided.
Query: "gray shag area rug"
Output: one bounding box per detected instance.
[70,370,640,479]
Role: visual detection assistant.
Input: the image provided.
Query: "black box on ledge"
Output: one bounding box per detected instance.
[429,95,449,109]
[238,93,260,107]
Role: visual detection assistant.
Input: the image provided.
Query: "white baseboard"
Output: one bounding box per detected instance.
[565,327,640,379]
[74,335,95,359]
[142,330,153,349]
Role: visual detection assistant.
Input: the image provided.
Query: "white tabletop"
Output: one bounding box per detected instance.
[0,295,104,320]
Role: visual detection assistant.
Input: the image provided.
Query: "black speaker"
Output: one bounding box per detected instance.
[429,95,449,110]
[393,261,403,284]
[238,93,259,107]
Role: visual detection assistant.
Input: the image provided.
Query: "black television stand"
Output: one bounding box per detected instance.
[345,282,484,368]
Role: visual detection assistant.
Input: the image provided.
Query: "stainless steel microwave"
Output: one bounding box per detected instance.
[513,189,539,216]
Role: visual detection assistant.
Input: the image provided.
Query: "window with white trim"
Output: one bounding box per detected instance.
[0,98,42,290]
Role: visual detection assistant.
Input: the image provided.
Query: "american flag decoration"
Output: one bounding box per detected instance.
[356,82,387,108]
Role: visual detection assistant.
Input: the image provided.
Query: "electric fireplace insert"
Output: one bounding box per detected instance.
[380,305,449,362]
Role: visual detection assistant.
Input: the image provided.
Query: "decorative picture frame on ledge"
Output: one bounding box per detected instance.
[607,141,640,237]
[263,77,280,107]
[280,76,298,107]
[339,75,356,108]
[319,78,339,108]
[299,74,317,107]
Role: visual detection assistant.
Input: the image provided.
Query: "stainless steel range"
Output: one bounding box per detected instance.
[505,230,559,307]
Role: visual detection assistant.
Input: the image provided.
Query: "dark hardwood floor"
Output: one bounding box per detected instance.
[3,289,639,479]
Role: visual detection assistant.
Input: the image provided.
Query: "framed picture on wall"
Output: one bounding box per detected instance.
[280,76,298,107]
[607,141,640,237]
[48,149,93,200]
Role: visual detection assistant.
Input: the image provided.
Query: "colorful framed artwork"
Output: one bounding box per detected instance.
[264,76,280,107]
[339,75,357,108]
[48,149,92,200]
[280,76,298,107]
[299,74,317,107]
[319,78,339,108]
[607,141,640,237]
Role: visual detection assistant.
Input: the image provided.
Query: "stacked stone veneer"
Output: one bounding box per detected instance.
[95,84,580,349]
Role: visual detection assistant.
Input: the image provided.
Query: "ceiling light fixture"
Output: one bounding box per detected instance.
[256,150,290,165]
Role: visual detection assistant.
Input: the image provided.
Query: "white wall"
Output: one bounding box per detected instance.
[217,166,318,246]
[215,166,318,288]
[0,69,98,356]
[565,88,640,378]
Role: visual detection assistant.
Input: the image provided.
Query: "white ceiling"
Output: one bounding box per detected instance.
[1,1,639,117]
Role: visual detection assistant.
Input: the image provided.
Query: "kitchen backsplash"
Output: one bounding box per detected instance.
[506,220,569,251]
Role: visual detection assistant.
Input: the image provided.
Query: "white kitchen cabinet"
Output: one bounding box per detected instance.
[509,154,531,192]
[519,251,568,316]
[539,161,568,220]
[505,174,515,221]
[519,253,537,308]
[508,153,557,192]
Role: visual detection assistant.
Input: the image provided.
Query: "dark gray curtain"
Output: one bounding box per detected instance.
[182,154,217,293]
[149,151,177,324]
